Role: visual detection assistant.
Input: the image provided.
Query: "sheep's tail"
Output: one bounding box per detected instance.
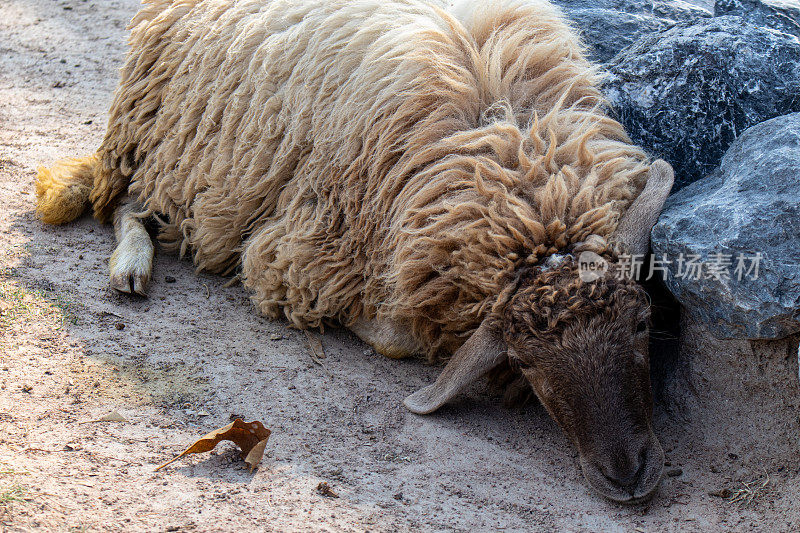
[35,154,101,224]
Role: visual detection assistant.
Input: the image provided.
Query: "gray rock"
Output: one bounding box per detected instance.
[566,9,674,63]
[556,0,711,21]
[553,0,711,62]
[651,113,800,340]
[715,0,800,38]
[604,17,800,190]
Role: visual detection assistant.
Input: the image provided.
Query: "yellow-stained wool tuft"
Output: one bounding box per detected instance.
[35,155,98,224]
[37,0,650,359]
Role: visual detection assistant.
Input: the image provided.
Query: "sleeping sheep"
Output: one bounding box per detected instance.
[35,0,674,503]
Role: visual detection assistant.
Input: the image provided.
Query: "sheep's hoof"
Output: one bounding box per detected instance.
[109,269,150,296]
[108,235,154,296]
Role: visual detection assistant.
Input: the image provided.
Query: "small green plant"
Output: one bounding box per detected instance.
[1,244,81,328]
[0,280,81,329]
[0,484,28,506]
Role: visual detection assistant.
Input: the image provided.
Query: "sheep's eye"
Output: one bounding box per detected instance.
[635,320,647,334]
[516,359,532,370]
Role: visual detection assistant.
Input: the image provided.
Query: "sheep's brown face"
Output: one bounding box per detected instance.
[503,258,664,503]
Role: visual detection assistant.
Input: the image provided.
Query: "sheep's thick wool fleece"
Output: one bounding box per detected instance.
[92,0,650,358]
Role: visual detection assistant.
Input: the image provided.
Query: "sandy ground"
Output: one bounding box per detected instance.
[1,0,799,531]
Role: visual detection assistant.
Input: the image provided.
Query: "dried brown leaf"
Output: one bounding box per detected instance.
[155,419,271,472]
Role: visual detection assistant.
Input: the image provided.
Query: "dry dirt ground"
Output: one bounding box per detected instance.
[1,1,799,531]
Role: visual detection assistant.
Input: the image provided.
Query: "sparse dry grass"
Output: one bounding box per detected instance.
[728,474,774,508]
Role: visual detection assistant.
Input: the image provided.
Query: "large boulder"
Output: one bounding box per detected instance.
[604,17,800,190]
[564,9,674,63]
[552,0,711,62]
[715,0,800,38]
[651,113,800,340]
[554,0,711,21]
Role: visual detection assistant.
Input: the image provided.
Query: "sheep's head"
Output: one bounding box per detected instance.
[503,257,663,503]
[404,160,674,504]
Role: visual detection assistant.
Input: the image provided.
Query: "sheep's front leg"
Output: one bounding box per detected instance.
[349,316,422,359]
[108,199,154,295]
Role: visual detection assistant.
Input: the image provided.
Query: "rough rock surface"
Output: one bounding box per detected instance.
[604,16,800,189]
[554,0,712,21]
[552,0,711,62]
[651,113,800,340]
[715,0,800,38]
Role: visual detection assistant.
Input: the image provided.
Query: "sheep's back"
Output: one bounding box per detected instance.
[90,0,650,355]
[95,0,457,272]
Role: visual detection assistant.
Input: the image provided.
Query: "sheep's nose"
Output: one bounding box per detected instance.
[579,433,665,503]
[594,445,647,491]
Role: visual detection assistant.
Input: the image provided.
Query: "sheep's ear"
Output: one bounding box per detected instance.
[611,159,674,256]
[404,317,506,414]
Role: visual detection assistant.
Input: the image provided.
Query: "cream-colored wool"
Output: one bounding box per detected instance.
[40,0,650,359]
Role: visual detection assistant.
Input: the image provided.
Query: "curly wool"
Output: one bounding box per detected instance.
[503,257,649,346]
[89,0,650,359]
